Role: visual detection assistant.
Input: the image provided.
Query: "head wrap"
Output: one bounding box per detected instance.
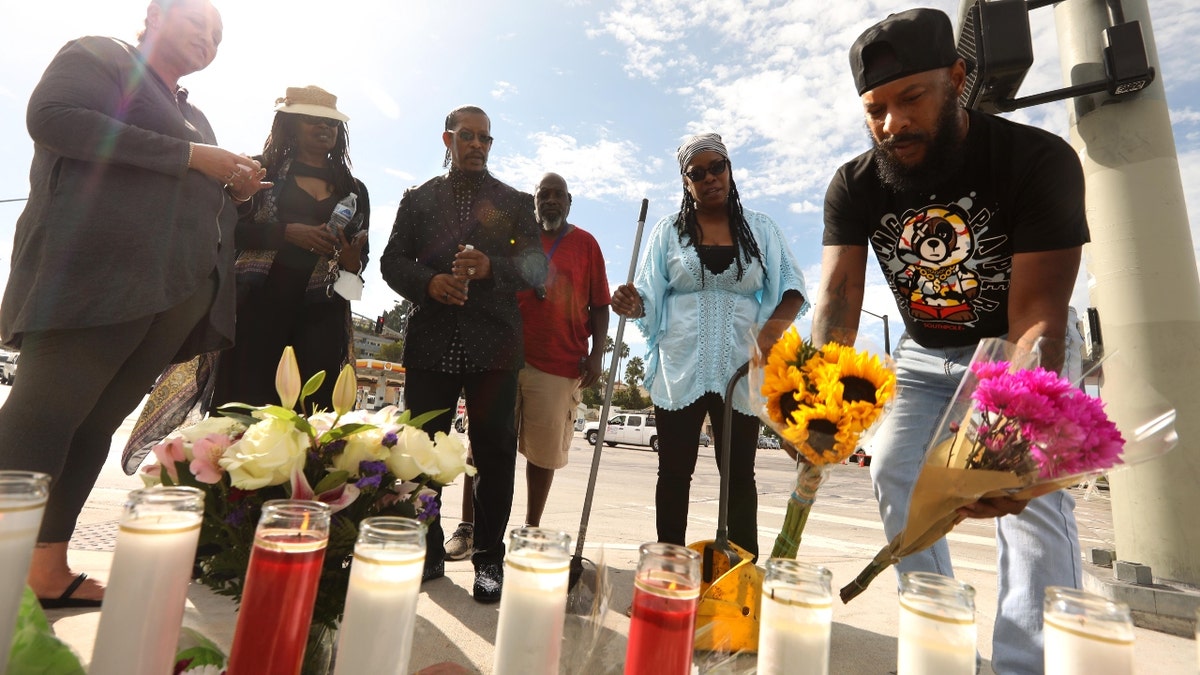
[677,133,729,173]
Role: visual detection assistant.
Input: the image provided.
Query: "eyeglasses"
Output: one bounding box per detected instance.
[683,159,729,182]
[296,114,340,127]
[453,129,494,145]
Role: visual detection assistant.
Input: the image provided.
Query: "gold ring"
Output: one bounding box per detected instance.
[468,267,476,276]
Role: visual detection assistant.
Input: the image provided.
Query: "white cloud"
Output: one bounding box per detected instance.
[493,129,665,203]
[788,201,820,214]
[491,81,519,101]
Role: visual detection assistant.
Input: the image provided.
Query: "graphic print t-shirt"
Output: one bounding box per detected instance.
[823,110,1089,348]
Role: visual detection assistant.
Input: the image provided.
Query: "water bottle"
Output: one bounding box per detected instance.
[328,193,358,234]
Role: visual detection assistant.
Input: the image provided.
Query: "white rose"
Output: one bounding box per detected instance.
[385,425,439,481]
[218,417,309,490]
[429,431,474,484]
[331,426,388,476]
[307,411,339,437]
[179,416,245,443]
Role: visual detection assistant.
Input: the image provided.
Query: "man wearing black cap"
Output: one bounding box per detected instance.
[814,8,1089,673]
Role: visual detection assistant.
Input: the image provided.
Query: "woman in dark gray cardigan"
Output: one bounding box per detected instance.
[0,0,266,608]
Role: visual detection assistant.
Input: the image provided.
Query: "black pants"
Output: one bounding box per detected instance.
[212,263,348,412]
[404,367,518,566]
[0,276,216,542]
[654,392,760,558]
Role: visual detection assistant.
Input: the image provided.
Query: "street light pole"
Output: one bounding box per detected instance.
[860,309,891,355]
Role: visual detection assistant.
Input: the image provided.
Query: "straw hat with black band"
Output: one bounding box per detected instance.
[273,85,349,122]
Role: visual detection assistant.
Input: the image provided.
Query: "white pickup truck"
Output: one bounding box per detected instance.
[584,412,659,452]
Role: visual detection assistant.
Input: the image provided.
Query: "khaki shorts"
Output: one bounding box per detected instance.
[516,365,581,470]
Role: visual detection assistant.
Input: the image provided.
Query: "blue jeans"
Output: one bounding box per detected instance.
[868,334,1082,675]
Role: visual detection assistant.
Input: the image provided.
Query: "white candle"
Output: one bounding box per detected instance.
[0,471,50,675]
[1043,587,1135,675]
[333,517,425,675]
[897,573,975,675]
[493,528,572,675]
[757,559,832,675]
[89,487,203,675]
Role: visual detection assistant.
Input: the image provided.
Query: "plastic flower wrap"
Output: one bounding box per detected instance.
[139,348,473,652]
[840,337,1177,603]
[750,325,896,558]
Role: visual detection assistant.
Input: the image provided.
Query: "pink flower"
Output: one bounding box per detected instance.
[289,468,359,513]
[151,437,187,482]
[189,433,232,484]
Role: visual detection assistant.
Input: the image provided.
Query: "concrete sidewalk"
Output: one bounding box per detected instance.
[33,395,1199,673]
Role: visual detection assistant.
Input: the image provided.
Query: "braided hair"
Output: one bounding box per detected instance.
[674,133,764,284]
[261,112,355,196]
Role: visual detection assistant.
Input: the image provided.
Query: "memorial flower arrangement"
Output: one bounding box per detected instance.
[840,337,1152,603]
[753,326,895,558]
[141,347,473,645]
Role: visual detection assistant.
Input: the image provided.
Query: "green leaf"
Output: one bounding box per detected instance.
[318,423,375,445]
[7,587,86,674]
[313,471,350,494]
[405,408,449,430]
[302,371,327,398]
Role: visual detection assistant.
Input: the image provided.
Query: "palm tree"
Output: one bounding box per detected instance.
[604,335,630,384]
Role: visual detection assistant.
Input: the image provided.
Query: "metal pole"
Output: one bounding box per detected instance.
[1056,0,1200,586]
[860,308,892,355]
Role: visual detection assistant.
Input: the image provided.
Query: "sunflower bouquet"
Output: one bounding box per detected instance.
[752,326,895,558]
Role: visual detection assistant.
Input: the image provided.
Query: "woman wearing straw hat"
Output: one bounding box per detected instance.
[210,85,370,412]
[611,133,808,559]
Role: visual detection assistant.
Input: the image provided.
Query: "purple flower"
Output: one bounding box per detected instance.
[416,492,440,522]
[382,431,399,448]
[355,473,382,489]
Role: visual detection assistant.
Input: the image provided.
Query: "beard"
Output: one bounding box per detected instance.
[872,92,967,195]
[539,214,565,232]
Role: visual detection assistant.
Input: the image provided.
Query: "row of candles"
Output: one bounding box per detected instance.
[0,470,1188,673]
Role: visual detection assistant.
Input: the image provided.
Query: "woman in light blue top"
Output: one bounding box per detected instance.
[612,133,808,558]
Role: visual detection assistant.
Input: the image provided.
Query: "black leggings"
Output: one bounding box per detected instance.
[654,392,760,558]
[0,276,216,542]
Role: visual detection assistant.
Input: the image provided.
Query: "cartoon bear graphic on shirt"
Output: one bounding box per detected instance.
[894,204,979,323]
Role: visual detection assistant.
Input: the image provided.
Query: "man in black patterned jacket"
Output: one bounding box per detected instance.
[381,104,546,603]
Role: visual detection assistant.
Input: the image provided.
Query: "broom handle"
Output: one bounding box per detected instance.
[574,198,650,560]
[716,362,751,546]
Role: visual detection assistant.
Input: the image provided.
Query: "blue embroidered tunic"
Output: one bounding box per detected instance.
[633,209,809,416]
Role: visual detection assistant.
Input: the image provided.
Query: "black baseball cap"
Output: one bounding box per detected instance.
[850,8,967,95]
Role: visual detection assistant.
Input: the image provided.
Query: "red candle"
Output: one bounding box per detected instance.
[227,501,330,675]
[623,543,700,675]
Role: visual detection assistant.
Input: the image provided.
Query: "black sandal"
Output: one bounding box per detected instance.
[38,572,103,609]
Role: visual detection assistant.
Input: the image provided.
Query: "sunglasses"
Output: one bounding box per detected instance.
[296,114,340,127]
[683,159,729,182]
[453,129,495,145]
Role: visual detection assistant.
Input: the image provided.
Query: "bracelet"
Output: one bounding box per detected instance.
[229,190,251,203]
[186,142,194,169]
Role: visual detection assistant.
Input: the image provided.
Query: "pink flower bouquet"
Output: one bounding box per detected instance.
[840,337,1176,603]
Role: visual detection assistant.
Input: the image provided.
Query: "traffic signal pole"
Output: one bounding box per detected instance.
[1056,0,1200,592]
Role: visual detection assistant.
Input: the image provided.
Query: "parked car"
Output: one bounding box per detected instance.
[574,417,586,432]
[757,436,779,449]
[0,352,17,386]
[699,433,711,447]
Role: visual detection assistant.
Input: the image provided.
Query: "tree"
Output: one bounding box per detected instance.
[377,341,404,362]
[382,299,411,334]
[624,356,645,391]
[604,335,630,383]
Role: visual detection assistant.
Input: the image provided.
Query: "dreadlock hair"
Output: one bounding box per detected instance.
[261,112,355,197]
[675,174,765,285]
[442,104,489,168]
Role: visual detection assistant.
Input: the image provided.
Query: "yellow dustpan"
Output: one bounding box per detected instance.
[686,364,762,653]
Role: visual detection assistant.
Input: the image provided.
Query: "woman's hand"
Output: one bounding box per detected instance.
[611,283,644,318]
[284,223,339,257]
[337,229,368,273]
[189,144,270,200]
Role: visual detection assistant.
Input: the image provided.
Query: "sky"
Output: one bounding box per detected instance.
[1,0,1197,361]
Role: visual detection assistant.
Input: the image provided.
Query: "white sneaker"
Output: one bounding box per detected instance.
[445,522,474,560]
